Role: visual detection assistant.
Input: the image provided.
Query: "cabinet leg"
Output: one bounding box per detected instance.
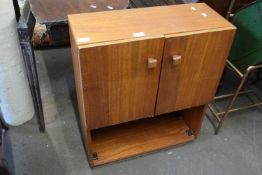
[182,105,208,137]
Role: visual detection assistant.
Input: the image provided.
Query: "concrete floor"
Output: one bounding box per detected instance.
[4,48,262,175]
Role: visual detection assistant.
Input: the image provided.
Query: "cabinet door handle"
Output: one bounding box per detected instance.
[148,58,157,69]
[172,55,182,65]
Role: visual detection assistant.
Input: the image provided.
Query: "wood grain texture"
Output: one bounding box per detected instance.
[91,114,194,166]
[80,37,165,129]
[155,29,235,115]
[68,3,235,47]
[69,4,236,166]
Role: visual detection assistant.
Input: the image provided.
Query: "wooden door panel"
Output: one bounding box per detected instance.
[80,38,165,129]
[156,30,235,115]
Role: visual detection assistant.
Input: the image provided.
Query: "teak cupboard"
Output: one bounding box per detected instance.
[69,3,235,167]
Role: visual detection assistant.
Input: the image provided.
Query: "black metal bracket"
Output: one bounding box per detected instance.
[92,152,98,160]
[186,129,194,136]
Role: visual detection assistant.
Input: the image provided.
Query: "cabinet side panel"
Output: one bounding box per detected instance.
[156,29,235,115]
[182,105,207,137]
[80,38,165,129]
[69,28,94,166]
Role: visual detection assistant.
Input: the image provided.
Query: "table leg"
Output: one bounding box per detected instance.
[17,0,45,132]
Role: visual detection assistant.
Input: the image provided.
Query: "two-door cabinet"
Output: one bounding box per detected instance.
[69,3,236,167]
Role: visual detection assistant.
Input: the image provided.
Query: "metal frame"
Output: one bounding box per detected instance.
[225,0,259,19]
[226,0,236,19]
[208,60,262,134]
[17,0,45,132]
[12,0,20,22]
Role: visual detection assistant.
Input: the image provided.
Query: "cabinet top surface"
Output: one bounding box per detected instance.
[68,3,235,46]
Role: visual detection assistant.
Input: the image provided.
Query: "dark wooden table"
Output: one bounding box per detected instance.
[200,0,255,17]
[17,0,129,132]
[31,0,184,47]
[17,0,185,132]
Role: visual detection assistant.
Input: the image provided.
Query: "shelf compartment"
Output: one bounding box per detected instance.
[90,113,194,166]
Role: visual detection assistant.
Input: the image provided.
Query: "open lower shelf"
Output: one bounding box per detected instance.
[90,113,194,166]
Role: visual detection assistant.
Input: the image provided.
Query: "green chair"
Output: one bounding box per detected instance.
[229,0,262,70]
[208,0,262,134]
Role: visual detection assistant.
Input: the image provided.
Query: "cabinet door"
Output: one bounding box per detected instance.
[156,30,235,115]
[80,37,165,129]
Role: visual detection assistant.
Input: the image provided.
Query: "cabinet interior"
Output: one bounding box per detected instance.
[89,105,206,166]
